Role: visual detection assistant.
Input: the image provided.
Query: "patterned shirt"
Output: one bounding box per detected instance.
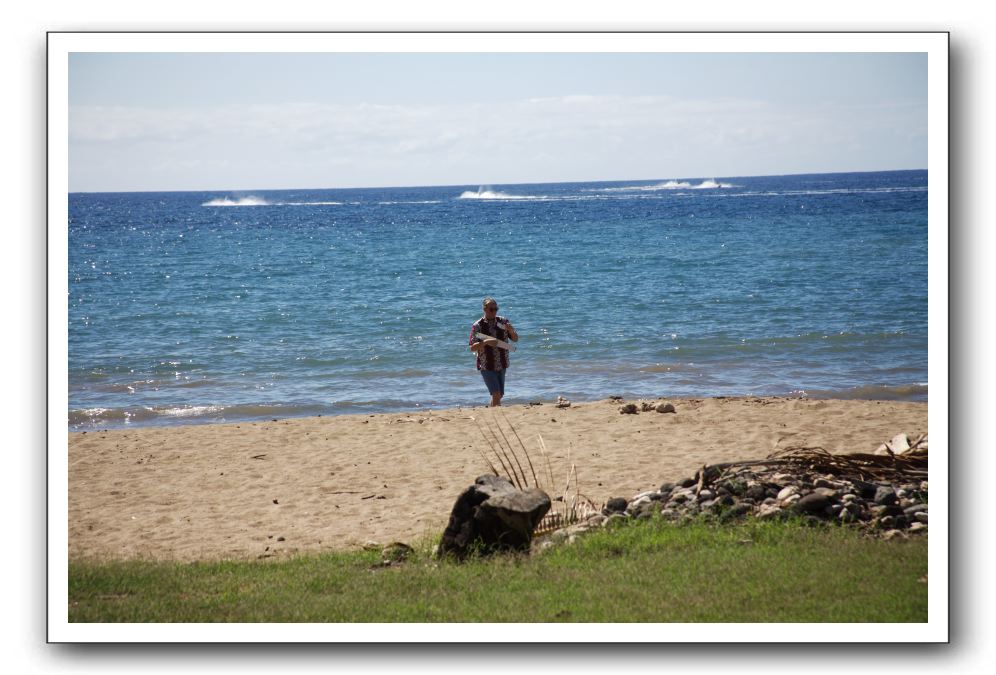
[469,315,511,371]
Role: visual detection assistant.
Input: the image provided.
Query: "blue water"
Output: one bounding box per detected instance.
[68,170,928,429]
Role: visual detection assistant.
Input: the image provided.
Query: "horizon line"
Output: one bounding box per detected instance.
[68,167,928,195]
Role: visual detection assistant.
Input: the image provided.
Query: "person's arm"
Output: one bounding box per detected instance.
[505,322,519,342]
[469,324,498,352]
[471,337,499,352]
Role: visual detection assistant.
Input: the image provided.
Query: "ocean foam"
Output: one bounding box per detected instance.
[458,188,536,200]
[587,179,733,192]
[202,196,271,207]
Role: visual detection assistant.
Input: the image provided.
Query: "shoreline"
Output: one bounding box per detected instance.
[68,396,928,562]
[67,384,930,432]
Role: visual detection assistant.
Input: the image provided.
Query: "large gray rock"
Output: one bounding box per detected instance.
[437,475,551,559]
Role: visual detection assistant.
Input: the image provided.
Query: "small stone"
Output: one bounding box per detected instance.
[757,504,784,520]
[659,482,675,495]
[772,473,795,484]
[777,485,799,502]
[841,493,858,503]
[813,487,838,499]
[697,489,715,502]
[904,503,929,517]
[874,486,898,506]
[619,403,638,414]
[586,513,607,527]
[795,493,831,514]
[679,477,696,488]
[909,522,928,533]
[746,484,767,501]
[881,529,906,541]
[669,492,691,505]
[878,516,895,529]
[604,497,628,514]
[656,402,676,413]
[721,503,752,521]
[850,479,878,499]
[814,478,841,489]
[660,509,681,521]
[915,511,928,524]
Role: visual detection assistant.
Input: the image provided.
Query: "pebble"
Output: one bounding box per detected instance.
[795,493,831,513]
[874,486,898,506]
[604,497,628,514]
[777,485,799,501]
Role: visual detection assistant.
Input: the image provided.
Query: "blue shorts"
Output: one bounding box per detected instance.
[480,369,506,396]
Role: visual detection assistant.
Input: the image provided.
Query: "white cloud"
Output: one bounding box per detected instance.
[69,94,926,191]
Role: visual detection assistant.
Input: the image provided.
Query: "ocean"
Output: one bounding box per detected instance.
[68,170,928,430]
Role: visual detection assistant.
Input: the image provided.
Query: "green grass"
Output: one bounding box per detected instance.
[69,518,928,622]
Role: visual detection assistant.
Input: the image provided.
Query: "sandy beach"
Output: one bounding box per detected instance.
[67,396,927,562]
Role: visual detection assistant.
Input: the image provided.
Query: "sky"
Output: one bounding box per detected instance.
[68,52,928,192]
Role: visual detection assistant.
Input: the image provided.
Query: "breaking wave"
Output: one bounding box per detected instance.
[458,187,538,200]
[69,403,330,429]
[202,197,344,207]
[202,196,271,207]
[587,179,734,192]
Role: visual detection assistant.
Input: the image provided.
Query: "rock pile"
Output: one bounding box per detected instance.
[534,440,928,551]
[619,399,677,414]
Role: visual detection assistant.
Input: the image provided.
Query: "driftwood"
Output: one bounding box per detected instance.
[696,438,928,487]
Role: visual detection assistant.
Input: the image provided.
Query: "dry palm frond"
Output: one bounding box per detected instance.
[471,411,599,536]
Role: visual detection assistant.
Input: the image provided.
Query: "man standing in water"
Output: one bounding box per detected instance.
[469,296,519,407]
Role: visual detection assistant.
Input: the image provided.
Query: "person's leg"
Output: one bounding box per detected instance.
[481,370,501,407]
[494,370,505,406]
